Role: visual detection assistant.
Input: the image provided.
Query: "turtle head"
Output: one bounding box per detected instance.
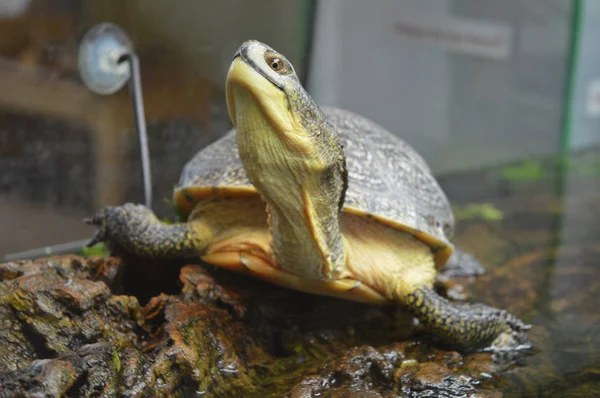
[226,40,332,168]
[225,40,348,279]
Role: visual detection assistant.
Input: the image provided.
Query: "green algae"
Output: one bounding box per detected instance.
[501,159,546,181]
[81,242,110,258]
[453,203,504,221]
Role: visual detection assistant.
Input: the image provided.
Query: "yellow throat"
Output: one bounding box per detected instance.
[225,40,348,280]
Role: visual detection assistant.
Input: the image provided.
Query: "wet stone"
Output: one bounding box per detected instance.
[0,358,77,398]
[0,254,512,397]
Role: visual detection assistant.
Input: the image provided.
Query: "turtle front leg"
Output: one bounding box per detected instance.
[85,203,213,259]
[403,286,532,352]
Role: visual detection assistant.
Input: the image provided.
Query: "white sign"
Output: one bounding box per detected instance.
[586,80,600,118]
[387,12,513,60]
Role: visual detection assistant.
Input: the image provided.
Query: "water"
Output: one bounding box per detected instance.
[438,148,600,397]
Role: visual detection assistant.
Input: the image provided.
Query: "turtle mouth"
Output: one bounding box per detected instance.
[226,55,294,137]
[232,42,285,91]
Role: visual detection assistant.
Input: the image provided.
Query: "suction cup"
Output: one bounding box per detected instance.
[78,23,133,95]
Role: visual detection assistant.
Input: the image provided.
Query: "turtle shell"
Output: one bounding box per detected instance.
[174,107,455,266]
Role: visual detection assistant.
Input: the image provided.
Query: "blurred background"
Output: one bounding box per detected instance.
[0,0,598,257]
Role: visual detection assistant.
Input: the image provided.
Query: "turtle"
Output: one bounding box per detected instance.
[86,39,531,351]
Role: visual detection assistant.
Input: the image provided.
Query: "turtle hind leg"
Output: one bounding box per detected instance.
[435,249,487,302]
[441,249,486,278]
[85,203,213,259]
[403,286,532,353]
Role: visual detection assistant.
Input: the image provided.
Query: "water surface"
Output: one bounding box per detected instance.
[438,148,600,397]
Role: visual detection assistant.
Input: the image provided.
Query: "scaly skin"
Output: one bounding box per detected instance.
[85,40,531,354]
[86,203,210,259]
[405,287,531,350]
[86,204,531,351]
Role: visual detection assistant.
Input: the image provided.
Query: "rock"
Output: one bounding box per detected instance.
[0,255,143,373]
[0,255,515,397]
[0,359,77,398]
[7,152,600,395]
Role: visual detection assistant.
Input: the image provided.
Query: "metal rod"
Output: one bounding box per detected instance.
[3,239,92,262]
[122,53,153,209]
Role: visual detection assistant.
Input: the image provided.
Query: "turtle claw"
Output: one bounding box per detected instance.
[86,230,106,247]
[495,308,531,332]
[83,214,101,226]
[83,203,204,259]
[84,209,106,229]
[83,207,112,246]
[83,203,163,257]
[482,330,534,363]
[474,309,533,362]
[483,341,533,354]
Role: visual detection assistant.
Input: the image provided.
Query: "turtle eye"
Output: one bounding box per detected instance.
[265,54,287,74]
